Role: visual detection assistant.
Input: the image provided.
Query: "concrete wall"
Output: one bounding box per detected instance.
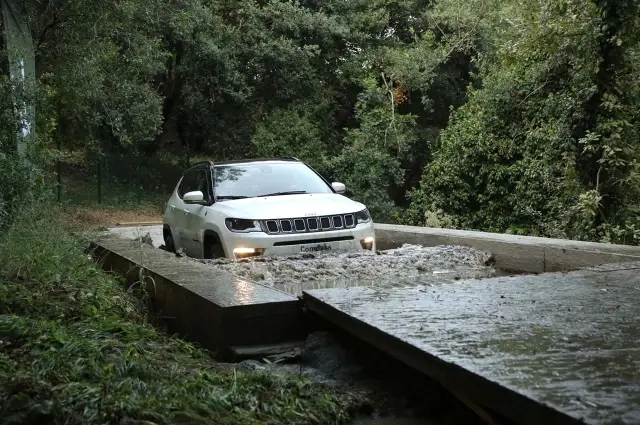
[90,236,308,360]
[374,223,640,273]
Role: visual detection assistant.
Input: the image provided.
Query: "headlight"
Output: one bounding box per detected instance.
[360,236,375,250]
[225,218,263,232]
[355,209,371,224]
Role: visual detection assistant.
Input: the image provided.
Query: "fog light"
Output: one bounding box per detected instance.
[360,236,374,250]
[233,247,265,259]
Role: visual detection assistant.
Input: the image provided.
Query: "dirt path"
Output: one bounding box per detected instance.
[63,206,162,231]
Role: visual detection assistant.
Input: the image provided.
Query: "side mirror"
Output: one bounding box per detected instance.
[332,182,346,194]
[183,190,205,204]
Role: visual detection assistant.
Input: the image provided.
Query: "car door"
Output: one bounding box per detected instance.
[172,170,199,252]
[183,168,213,257]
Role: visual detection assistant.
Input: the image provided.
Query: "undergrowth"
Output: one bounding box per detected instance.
[0,210,356,425]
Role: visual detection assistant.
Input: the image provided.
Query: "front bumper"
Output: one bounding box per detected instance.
[221,222,376,259]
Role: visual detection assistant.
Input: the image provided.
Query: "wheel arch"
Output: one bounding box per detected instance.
[202,226,227,259]
[162,224,176,252]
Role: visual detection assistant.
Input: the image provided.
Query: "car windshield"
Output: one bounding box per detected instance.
[213,162,333,199]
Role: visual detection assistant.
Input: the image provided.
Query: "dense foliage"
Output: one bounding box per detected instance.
[409,0,640,244]
[1,0,639,242]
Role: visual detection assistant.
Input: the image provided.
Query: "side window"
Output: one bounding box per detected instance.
[178,169,212,200]
[177,171,198,198]
[194,170,211,200]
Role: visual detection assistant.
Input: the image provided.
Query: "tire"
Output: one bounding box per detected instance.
[164,230,176,253]
[203,236,225,259]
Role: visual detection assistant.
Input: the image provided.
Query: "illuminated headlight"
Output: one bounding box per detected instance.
[355,209,371,224]
[225,218,263,233]
[360,236,374,250]
[233,247,265,259]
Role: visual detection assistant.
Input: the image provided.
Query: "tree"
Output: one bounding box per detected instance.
[410,0,640,243]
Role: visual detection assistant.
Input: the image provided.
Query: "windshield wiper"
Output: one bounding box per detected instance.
[216,195,252,200]
[259,191,308,197]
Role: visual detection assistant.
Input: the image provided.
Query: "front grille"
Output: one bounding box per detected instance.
[263,213,358,235]
[273,236,354,246]
[344,214,354,227]
[333,216,343,228]
[280,220,293,232]
[266,220,279,233]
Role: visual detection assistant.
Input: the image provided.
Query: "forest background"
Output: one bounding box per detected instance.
[2,0,639,244]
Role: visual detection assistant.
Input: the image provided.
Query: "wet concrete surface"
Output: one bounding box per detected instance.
[303,263,640,425]
[95,235,295,306]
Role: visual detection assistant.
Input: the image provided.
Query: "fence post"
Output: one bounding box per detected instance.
[56,138,61,202]
[97,157,102,204]
[137,150,142,204]
[186,139,191,167]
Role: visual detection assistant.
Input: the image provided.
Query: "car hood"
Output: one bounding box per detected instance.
[213,193,367,219]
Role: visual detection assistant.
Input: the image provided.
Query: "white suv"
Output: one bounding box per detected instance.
[162,158,375,259]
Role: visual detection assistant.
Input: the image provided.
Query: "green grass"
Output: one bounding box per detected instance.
[0,210,359,425]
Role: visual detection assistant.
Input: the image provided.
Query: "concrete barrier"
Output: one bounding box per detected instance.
[90,236,307,360]
[93,223,640,359]
[374,223,640,273]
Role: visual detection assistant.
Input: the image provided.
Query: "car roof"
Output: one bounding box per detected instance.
[184,157,301,173]
[214,158,300,166]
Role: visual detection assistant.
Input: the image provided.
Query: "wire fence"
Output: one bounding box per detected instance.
[53,150,190,208]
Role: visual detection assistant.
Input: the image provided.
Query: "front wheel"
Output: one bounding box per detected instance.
[203,237,225,259]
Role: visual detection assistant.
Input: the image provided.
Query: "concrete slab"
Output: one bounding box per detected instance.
[375,223,640,273]
[90,235,307,358]
[303,262,640,425]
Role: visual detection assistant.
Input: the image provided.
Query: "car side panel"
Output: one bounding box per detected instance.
[184,166,216,257]
[165,179,190,252]
[173,197,191,251]
[184,203,209,258]
[164,187,182,250]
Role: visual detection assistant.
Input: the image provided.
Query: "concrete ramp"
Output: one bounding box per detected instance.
[303,262,640,425]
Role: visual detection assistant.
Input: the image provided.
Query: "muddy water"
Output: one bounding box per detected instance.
[196,244,496,295]
[114,226,499,294]
[231,331,482,425]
